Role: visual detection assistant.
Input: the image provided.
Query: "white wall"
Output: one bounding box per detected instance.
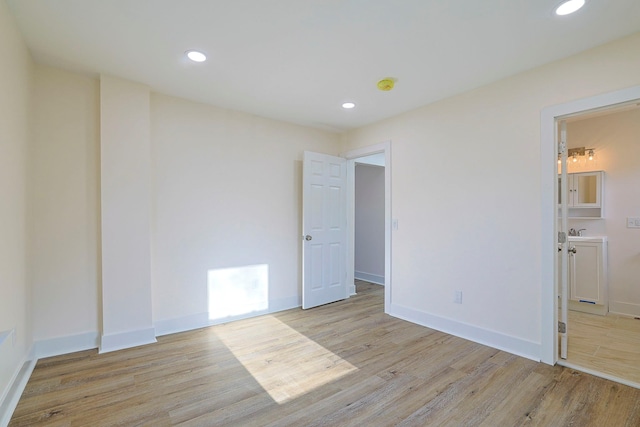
[21,67,342,355]
[340,32,640,360]
[100,75,156,352]
[0,0,32,421]
[151,94,341,332]
[566,108,640,316]
[31,65,100,352]
[355,164,385,284]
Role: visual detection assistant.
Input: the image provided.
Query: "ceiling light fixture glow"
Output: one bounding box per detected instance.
[555,0,585,16]
[342,102,356,109]
[186,50,207,62]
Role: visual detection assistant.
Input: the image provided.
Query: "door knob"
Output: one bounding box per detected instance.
[305,235,312,241]
[569,246,576,254]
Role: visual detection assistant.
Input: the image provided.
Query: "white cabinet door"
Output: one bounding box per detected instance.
[568,239,608,315]
[558,171,604,218]
[570,242,600,302]
[572,172,602,208]
[302,151,347,309]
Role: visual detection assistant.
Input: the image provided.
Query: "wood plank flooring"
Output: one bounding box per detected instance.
[10,281,640,426]
[567,309,640,384]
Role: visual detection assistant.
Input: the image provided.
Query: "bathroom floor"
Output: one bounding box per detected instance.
[566,309,640,385]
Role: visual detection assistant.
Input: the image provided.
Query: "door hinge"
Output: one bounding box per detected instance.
[558,141,566,155]
[558,232,567,244]
[558,321,566,334]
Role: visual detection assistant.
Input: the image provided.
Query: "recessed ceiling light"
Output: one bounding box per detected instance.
[186,50,207,62]
[555,0,585,16]
[342,102,356,109]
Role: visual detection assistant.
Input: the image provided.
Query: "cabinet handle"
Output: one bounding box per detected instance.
[569,246,576,254]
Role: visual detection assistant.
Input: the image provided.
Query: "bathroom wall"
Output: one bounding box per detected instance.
[567,107,640,316]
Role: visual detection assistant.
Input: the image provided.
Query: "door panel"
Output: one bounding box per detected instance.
[303,151,347,309]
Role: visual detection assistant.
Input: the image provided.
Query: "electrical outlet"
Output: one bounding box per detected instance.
[454,290,463,304]
[627,217,640,228]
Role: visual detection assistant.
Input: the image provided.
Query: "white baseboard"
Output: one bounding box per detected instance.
[35,332,99,359]
[155,296,300,337]
[609,301,640,317]
[266,296,301,314]
[354,271,385,285]
[386,303,540,362]
[154,312,210,337]
[99,328,157,354]
[0,346,36,427]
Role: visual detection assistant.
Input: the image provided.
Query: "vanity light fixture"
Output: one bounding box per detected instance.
[567,147,596,162]
[555,0,585,16]
[186,50,207,62]
[559,147,596,164]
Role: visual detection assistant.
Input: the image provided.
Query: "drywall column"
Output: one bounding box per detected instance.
[99,75,155,353]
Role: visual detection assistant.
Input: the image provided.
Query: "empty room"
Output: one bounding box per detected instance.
[2,0,640,425]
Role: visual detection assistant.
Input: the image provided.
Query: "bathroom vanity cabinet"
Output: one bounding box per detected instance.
[567,236,608,316]
[558,171,604,218]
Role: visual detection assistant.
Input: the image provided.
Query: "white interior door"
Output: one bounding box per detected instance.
[558,120,569,359]
[302,151,347,309]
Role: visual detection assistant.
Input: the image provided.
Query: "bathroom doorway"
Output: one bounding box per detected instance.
[546,88,640,387]
[559,103,640,386]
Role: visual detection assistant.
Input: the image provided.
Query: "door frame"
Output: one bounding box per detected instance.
[540,85,640,365]
[343,141,392,310]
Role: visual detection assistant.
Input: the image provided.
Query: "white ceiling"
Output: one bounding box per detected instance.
[7,0,640,132]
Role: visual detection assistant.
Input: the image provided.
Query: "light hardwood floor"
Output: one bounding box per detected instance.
[566,309,640,385]
[10,281,640,426]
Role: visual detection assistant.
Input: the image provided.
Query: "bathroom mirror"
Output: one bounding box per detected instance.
[576,174,597,204]
[557,171,603,215]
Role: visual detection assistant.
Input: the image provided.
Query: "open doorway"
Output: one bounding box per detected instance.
[344,142,392,312]
[354,154,385,287]
[558,103,640,386]
[541,85,640,387]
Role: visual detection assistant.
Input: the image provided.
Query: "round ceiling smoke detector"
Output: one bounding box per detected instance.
[377,78,396,91]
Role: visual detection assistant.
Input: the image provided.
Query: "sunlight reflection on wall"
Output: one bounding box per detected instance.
[207,264,269,321]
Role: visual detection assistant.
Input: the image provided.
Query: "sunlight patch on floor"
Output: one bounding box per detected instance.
[214,315,357,403]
